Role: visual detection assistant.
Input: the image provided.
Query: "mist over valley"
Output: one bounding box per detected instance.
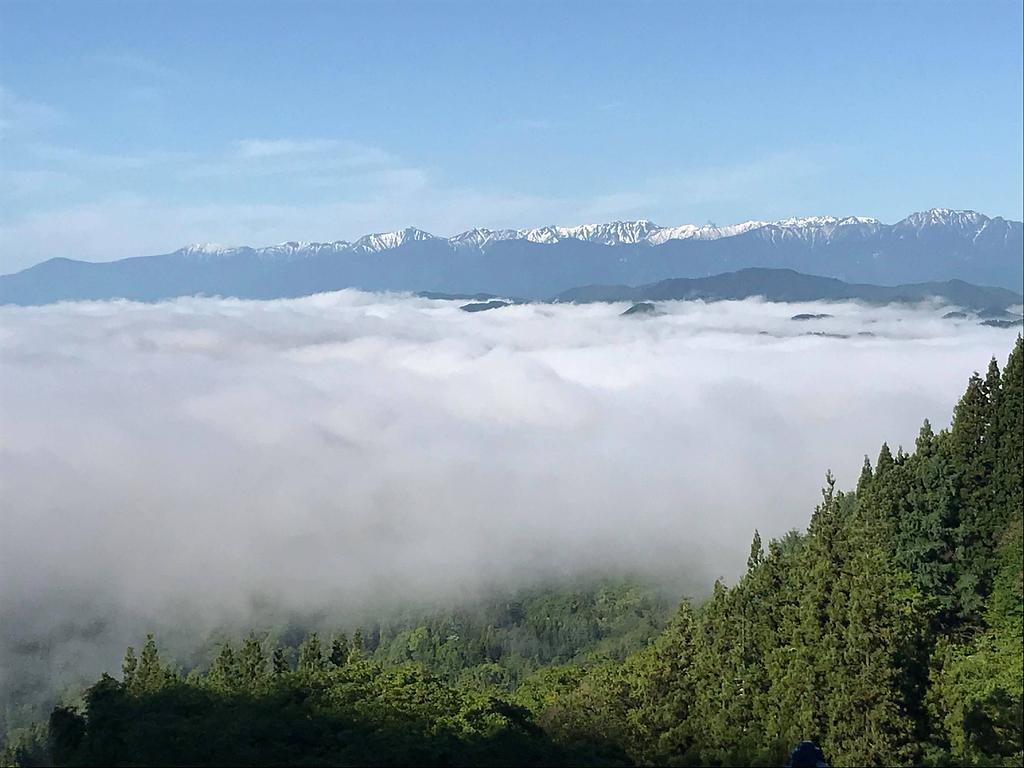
[2,290,1018,735]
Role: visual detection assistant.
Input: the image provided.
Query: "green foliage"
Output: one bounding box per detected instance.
[238,634,268,692]
[927,516,1024,765]
[120,647,137,690]
[272,646,289,675]
[329,633,349,667]
[0,725,48,768]
[122,634,175,696]
[367,581,671,687]
[533,337,1023,767]
[349,628,365,662]
[44,642,593,767]
[298,632,325,674]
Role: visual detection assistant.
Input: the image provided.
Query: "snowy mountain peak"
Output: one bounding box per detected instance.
[646,220,768,245]
[179,242,233,254]
[449,227,520,249]
[773,215,880,228]
[351,227,439,253]
[176,243,237,259]
[168,209,1015,261]
[521,225,562,244]
[264,240,312,253]
[549,220,663,245]
[898,209,989,230]
[260,240,351,258]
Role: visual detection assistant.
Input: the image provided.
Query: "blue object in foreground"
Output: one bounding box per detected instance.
[785,740,831,768]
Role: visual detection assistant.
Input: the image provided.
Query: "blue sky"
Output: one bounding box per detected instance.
[1,0,1021,272]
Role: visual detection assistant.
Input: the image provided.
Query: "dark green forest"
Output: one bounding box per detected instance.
[4,338,1021,767]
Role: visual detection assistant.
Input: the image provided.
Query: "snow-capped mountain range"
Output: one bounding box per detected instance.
[3,209,1021,306]
[172,209,1015,259]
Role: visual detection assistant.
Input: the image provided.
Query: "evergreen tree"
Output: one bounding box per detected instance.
[298,632,324,674]
[827,490,922,765]
[994,337,1023,546]
[330,633,349,667]
[134,634,168,693]
[857,455,873,495]
[272,646,288,675]
[903,421,960,629]
[121,646,137,689]
[746,529,763,572]
[208,643,239,692]
[949,371,995,622]
[238,633,267,691]
[876,442,895,478]
[349,628,365,662]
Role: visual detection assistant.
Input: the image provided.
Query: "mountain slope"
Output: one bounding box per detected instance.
[2,209,1021,305]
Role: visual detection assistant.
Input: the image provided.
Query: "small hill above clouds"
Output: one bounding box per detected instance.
[554,268,1023,311]
[1,209,1021,305]
[621,302,660,316]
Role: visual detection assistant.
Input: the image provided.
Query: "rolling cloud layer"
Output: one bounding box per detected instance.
[0,292,1018,718]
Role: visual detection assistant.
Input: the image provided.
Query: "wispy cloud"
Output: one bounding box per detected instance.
[5,169,82,199]
[234,138,390,161]
[646,150,828,208]
[91,51,184,83]
[509,117,552,131]
[174,138,403,182]
[0,86,61,139]
[28,143,189,172]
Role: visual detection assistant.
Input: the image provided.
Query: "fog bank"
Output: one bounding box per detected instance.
[0,291,1017,717]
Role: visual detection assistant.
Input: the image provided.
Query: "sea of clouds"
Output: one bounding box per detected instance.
[0,291,1018,717]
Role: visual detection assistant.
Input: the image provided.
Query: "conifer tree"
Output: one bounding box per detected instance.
[827,490,922,765]
[349,628,364,662]
[994,338,1023,543]
[624,601,698,764]
[121,646,137,689]
[298,632,324,673]
[686,581,740,759]
[208,643,239,692]
[983,357,1002,425]
[135,634,167,693]
[950,367,1001,622]
[330,633,349,667]
[747,530,763,572]
[272,646,288,675]
[857,455,873,495]
[876,443,895,478]
[238,633,267,691]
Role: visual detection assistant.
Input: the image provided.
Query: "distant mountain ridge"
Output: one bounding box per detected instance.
[553,268,1023,311]
[2,209,1021,305]
[92,208,1018,257]
[101,217,867,259]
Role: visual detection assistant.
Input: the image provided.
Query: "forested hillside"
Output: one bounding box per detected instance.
[537,335,1023,766]
[3,338,1021,768]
